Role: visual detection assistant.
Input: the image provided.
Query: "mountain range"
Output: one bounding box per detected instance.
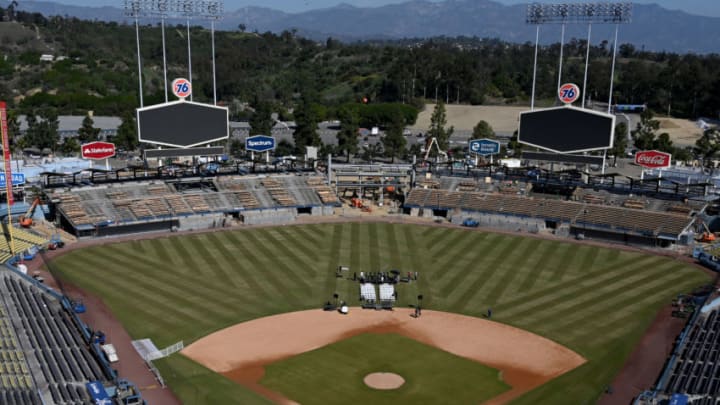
[4,0,720,53]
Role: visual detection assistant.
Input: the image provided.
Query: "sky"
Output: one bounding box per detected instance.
[38,0,720,17]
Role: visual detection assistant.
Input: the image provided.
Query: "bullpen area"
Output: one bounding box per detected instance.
[51,223,710,404]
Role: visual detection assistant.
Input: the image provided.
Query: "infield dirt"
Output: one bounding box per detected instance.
[183,308,585,404]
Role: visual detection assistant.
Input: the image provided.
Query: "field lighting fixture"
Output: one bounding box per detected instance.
[123,0,224,106]
[526,2,632,112]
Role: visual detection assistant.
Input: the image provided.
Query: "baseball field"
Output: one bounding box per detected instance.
[51,222,710,404]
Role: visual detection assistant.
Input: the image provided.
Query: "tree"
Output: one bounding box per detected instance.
[24,109,59,151]
[507,130,523,156]
[249,99,273,136]
[60,136,79,155]
[472,120,495,139]
[228,138,244,157]
[275,139,294,157]
[77,114,100,144]
[362,143,382,163]
[293,98,321,154]
[655,132,673,153]
[610,122,628,165]
[336,106,359,162]
[632,110,661,151]
[694,128,720,164]
[427,100,453,152]
[237,23,246,33]
[382,114,407,163]
[114,113,138,151]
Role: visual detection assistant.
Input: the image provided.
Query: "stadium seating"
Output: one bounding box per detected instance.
[0,272,105,404]
[404,189,695,240]
[663,308,720,400]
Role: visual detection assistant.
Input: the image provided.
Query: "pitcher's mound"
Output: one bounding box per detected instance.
[364,372,405,390]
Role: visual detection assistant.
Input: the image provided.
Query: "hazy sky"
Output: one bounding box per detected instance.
[43,0,720,17]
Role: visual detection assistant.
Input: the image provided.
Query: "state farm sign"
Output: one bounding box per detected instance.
[634,150,671,169]
[81,141,116,160]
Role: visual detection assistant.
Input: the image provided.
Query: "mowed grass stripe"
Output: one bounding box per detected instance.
[570,270,699,345]
[187,234,243,289]
[453,236,537,305]
[257,228,318,279]
[484,238,545,306]
[549,243,581,281]
[367,223,381,271]
[350,223,360,268]
[324,224,344,296]
[63,253,218,329]
[516,241,565,292]
[401,225,424,272]
[80,246,256,319]
[285,226,323,259]
[56,269,181,333]
[427,229,472,260]
[436,234,502,299]
[425,226,451,250]
[436,234,512,297]
[449,235,520,312]
[241,230,313,292]
[146,238,183,269]
[273,226,320,263]
[499,256,672,320]
[204,232,275,299]
[519,261,686,330]
[581,293,692,347]
[544,267,694,343]
[117,236,277,310]
[494,254,657,312]
[382,223,402,268]
[224,231,303,304]
[430,231,491,284]
[170,235,241,288]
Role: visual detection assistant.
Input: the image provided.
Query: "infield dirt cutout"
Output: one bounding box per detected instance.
[182,308,586,404]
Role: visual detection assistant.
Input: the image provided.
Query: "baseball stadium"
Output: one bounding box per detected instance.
[1,2,720,405]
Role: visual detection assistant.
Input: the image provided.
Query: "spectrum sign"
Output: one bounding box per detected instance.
[245,135,276,153]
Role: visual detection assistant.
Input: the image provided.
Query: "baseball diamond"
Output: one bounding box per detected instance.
[49,222,710,404]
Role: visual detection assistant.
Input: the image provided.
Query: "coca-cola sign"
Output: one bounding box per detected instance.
[634,150,671,169]
[81,141,116,160]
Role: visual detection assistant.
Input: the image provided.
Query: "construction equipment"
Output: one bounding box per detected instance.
[698,222,717,243]
[422,137,448,164]
[350,198,372,212]
[18,198,41,228]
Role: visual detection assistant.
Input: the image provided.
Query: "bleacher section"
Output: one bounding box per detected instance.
[405,189,696,239]
[50,175,337,230]
[661,308,720,401]
[0,272,107,404]
[0,302,39,404]
[0,228,49,263]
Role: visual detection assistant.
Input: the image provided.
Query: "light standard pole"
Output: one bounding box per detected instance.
[526,2,632,110]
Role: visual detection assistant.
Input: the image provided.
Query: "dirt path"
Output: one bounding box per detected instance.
[183,308,586,405]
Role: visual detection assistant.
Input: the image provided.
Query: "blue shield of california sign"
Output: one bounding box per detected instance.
[469,139,500,156]
[245,135,276,153]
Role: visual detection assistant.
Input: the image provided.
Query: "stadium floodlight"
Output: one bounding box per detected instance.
[525,2,632,112]
[123,0,224,106]
[526,2,632,24]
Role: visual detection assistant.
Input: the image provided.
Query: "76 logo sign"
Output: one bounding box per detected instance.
[171,78,192,99]
[558,83,580,104]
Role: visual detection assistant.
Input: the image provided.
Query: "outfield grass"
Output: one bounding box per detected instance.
[52,223,711,404]
[262,333,509,405]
